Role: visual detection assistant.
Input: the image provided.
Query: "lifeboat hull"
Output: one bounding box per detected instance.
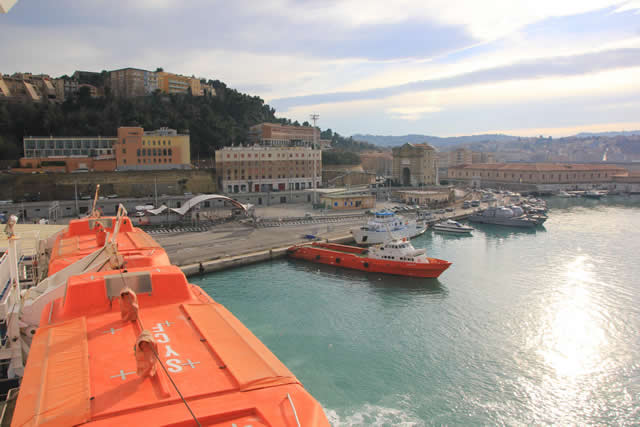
[288,243,451,278]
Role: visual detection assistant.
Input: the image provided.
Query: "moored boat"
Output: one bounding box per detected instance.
[287,239,451,278]
[469,206,538,228]
[6,206,330,426]
[556,190,576,198]
[584,190,607,199]
[432,219,473,234]
[351,210,426,245]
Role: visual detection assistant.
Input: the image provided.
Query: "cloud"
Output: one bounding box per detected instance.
[270,47,640,110]
[614,0,640,13]
[387,106,442,121]
[2,0,640,138]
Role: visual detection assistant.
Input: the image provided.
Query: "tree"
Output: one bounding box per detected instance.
[156,67,164,72]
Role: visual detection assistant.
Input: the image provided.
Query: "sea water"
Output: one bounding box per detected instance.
[192,196,640,425]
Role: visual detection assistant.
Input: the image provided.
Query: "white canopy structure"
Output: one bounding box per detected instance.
[144,194,250,216]
[145,205,168,215]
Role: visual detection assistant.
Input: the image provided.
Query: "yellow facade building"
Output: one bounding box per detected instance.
[157,72,205,96]
[115,127,191,170]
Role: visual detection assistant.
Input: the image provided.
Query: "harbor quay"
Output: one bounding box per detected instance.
[156,199,489,277]
[0,190,506,279]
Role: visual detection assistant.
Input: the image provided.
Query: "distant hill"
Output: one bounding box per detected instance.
[351,133,519,149]
[575,130,640,138]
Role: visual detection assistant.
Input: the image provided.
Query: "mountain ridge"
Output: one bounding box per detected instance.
[352,130,640,148]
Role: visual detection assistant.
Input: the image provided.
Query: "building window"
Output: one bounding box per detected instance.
[168,148,172,156]
[137,149,140,156]
[122,148,126,154]
[163,148,167,155]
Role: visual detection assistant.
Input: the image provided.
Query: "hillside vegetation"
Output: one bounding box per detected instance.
[0,80,381,163]
[0,81,279,160]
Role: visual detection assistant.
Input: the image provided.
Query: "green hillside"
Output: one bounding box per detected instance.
[0,80,282,161]
[0,80,380,164]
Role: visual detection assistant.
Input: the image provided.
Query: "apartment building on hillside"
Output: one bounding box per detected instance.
[249,123,321,146]
[109,68,158,97]
[17,127,191,173]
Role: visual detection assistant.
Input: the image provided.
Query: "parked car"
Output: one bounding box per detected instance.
[445,207,454,212]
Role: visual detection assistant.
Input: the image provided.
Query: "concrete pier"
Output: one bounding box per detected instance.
[180,234,354,277]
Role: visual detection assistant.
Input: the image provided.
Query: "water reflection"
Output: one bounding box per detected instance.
[428,230,474,240]
[287,259,447,297]
[471,223,543,237]
[537,256,605,377]
[526,255,611,422]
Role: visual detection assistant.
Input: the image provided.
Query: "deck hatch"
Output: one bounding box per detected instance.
[10,317,91,426]
[104,271,152,297]
[183,303,298,391]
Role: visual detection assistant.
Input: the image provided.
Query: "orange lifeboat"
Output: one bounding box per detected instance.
[11,215,329,426]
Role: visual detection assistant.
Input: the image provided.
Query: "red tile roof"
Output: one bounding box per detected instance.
[449,163,627,172]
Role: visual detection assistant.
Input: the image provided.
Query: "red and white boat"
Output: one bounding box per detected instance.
[287,239,451,278]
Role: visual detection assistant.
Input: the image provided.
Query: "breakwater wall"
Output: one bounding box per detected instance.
[0,169,217,201]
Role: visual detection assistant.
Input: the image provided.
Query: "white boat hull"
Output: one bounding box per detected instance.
[432,226,472,234]
[351,223,427,245]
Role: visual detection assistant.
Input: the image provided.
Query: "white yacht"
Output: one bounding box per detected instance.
[351,211,426,245]
[432,219,474,234]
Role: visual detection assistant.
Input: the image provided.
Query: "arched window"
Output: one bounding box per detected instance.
[137,149,140,156]
[163,148,167,155]
[168,148,172,156]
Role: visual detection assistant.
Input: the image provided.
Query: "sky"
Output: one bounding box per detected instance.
[1,0,640,137]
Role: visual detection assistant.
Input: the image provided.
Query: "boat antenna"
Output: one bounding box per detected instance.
[90,184,101,218]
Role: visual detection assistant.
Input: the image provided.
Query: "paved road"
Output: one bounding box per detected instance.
[154,220,359,266]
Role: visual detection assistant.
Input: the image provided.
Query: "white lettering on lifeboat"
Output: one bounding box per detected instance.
[166,358,183,373]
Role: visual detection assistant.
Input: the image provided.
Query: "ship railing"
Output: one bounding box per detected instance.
[0,239,21,319]
[0,253,10,346]
[20,244,111,328]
